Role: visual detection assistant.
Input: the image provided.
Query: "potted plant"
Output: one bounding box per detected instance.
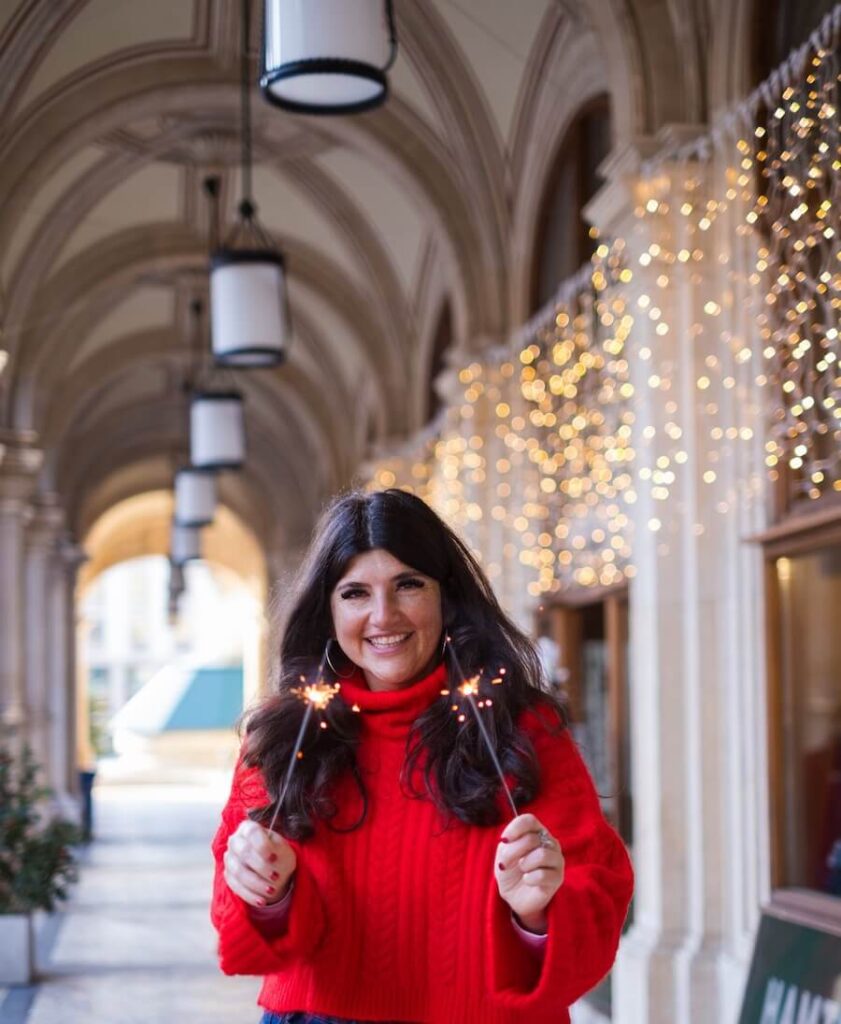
[0,744,82,984]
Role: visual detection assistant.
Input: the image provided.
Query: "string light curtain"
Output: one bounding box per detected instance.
[260,0,398,115]
[633,5,841,515]
[366,6,840,599]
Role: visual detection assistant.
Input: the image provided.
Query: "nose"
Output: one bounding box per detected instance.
[369,588,400,628]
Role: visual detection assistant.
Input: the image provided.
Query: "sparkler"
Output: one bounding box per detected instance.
[267,649,340,834]
[444,636,518,818]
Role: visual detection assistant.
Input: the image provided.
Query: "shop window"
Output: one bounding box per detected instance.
[767,529,841,902]
[530,96,611,313]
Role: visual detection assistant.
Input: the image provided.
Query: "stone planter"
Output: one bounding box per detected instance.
[0,913,34,984]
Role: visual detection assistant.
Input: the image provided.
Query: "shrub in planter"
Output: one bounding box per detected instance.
[0,744,82,983]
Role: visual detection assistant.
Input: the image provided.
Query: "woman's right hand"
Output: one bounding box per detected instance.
[223,819,297,907]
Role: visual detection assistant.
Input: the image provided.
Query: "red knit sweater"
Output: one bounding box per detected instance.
[211,663,633,1023]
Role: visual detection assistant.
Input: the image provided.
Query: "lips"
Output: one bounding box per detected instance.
[366,633,411,650]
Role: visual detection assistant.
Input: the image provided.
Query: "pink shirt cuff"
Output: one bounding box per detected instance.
[246,881,294,937]
[248,882,547,955]
[511,913,548,953]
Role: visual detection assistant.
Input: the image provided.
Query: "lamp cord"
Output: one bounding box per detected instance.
[188,297,203,391]
[240,0,254,218]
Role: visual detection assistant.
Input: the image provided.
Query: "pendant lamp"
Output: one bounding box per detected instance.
[171,521,202,567]
[211,0,289,367]
[174,466,217,528]
[190,390,246,470]
[168,558,185,623]
[261,0,397,115]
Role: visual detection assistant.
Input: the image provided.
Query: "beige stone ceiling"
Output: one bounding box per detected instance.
[0,0,747,562]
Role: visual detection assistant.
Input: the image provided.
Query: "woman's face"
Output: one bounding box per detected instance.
[329,548,443,692]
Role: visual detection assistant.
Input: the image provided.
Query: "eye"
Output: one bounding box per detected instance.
[397,577,425,590]
[338,587,366,600]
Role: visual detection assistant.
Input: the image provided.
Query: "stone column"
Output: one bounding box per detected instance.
[585,137,770,1024]
[24,496,65,774]
[0,431,42,742]
[48,536,87,806]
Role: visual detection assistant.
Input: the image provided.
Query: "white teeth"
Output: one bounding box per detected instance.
[367,634,409,648]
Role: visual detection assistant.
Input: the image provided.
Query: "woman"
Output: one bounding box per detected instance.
[211,489,633,1024]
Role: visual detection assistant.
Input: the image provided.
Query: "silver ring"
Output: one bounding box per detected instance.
[538,828,554,849]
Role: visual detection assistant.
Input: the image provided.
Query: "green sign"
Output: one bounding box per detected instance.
[739,907,841,1023]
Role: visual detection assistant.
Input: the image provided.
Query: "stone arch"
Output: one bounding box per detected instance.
[9,227,398,432]
[508,17,609,324]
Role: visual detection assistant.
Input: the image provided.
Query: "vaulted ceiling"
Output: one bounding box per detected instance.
[0,0,742,564]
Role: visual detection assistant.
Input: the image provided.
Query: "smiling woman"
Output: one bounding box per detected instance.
[210,489,633,1024]
[330,550,443,692]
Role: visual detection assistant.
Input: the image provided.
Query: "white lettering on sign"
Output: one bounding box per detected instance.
[761,979,786,1023]
[758,979,841,1024]
[821,999,840,1024]
[795,990,822,1024]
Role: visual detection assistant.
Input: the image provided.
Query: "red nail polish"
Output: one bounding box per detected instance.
[268,854,278,863]
[500,838,510,844]
[498,862,506,871]
[271,871,280,880]
[265,885,274,895]
[257,898,266,907]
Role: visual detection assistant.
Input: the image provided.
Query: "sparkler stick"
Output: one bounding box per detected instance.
[267,648,339,834]
[444,636,518,818]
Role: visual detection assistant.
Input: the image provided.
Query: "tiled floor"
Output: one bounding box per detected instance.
[1,765,261,1024]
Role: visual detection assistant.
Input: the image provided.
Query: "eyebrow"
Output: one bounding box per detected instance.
[336,571,423,588]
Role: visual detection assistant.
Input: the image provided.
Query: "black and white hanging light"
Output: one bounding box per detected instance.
[167,558,186,623]
[174,466,217,528]
[171,521,202,567]
[260,0,397,115]
[187,294,246,471]
[210,1,290,367]
[190,390,246,471]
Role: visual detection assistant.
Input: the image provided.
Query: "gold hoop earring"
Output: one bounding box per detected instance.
[325,638,354,679]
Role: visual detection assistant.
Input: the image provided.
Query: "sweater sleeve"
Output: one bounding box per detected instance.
[210,757,327,976]
[486,713,634,1011]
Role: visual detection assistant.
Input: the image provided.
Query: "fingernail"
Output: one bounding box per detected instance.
[268,854,278,863]
[257,898,266,907]
[265,885,274,895]
[271,871,280,880]
[498,862,506,871]
[500,838,510,844]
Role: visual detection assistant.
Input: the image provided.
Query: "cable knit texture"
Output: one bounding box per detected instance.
[211,663,634,1023]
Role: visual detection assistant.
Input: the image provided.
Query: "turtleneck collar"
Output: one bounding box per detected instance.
[338,661,449,740]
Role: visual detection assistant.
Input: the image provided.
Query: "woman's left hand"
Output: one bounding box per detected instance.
[495,813,564,934]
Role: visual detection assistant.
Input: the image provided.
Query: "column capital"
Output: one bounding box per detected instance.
[0,430,43,508]
[57,536,88,572]
[585,125,708,238]
[27,495,66,553]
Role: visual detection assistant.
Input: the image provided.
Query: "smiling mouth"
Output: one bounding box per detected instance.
[365,633,412,650]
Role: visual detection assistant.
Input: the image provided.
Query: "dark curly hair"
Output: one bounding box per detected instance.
[243,489,564,838]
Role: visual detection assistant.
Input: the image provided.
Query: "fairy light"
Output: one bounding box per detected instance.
[444,638,517,818]
[363,21,838,604]
[267,659,340,834]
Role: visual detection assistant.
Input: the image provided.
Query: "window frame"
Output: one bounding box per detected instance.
[762,508,841,927]
[534,581,631,843]
[529,94,611,314]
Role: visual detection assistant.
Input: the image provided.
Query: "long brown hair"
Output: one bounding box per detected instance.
[244,489,564,838]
